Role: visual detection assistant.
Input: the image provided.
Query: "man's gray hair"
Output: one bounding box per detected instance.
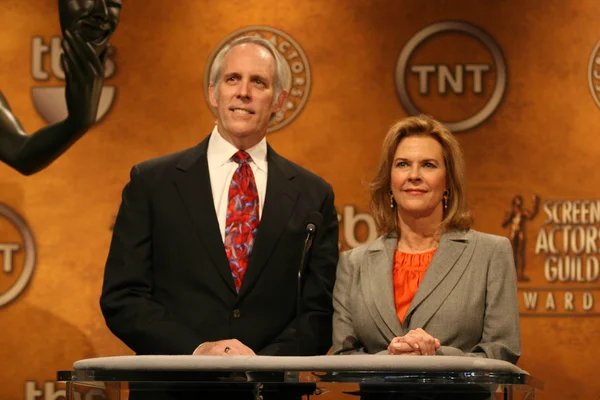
[209,36,291,102]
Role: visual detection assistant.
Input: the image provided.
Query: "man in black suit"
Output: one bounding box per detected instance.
[100,36,338,361]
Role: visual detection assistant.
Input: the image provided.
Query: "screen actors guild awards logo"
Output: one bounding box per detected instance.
[395,21,507,132]
[510,196,600,316]
[30,36,117,124]
[0,204,36,307]
[204,26,311,133]
[589,40,600,109]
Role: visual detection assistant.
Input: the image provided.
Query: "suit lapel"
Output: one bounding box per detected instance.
[404,230,474,328]
[362,234,403,339]
[173,137,236,294]
[237,145,299,300]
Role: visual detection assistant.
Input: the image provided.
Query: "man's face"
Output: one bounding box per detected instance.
[59,0,122,54]
[209,43,286,148]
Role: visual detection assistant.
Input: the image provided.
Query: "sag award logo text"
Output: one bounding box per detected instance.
[519,199,600,316]
[204,26,311,133]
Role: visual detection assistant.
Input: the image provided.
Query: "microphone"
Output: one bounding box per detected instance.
[297,211,322,355]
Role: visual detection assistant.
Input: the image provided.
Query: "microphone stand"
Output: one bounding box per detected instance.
[296,223,316,356]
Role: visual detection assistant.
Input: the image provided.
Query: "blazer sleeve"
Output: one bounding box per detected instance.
[437,236,521,363]
[258,185,339,356]
[100,165,203,355]
[332,249,370,355]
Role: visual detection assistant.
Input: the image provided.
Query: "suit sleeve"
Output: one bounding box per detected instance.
[100,165,203,355]
[436,237,521,363]
[331,250,372,355]
[258,185,339,356]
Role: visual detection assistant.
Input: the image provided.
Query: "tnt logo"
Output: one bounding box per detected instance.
[31,36,117,124]
[395,21,507,132]
[0,204,36,307]
[589,40,600,109]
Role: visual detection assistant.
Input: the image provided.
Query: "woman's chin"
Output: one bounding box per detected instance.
[398,206,441,220]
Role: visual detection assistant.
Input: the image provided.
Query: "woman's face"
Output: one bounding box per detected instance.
[390,136,447,220]
[59,0,122,54]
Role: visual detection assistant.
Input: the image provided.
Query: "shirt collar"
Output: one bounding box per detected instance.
[207,126,268,172]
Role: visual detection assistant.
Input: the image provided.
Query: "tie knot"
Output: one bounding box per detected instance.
[232,150,251,164]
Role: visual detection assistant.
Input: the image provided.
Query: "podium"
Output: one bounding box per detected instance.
[57,355,543,399]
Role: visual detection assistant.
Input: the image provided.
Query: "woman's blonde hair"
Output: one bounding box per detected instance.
[370,115,472,235]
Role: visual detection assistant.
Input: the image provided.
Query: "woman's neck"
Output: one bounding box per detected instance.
[396,212,442,253]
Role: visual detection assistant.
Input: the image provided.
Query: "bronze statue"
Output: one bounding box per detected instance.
[502,194,540,282]
[0,0,121,175]
[59,0,121,58]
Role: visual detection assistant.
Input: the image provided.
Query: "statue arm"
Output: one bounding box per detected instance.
[530,194,540,219]
[525,195,541,219]
[501,211,514,228]
[0,29,104,175]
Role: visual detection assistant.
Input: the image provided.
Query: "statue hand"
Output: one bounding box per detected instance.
[61,29,105,129]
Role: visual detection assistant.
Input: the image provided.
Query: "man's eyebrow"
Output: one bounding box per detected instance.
[251,73,270,83]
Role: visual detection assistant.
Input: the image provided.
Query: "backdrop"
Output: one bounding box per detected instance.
[1,1,599,399]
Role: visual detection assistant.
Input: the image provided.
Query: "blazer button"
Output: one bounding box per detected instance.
[233,309,241,319]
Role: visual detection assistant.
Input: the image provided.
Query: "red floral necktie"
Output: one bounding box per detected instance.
[224,150,260,292]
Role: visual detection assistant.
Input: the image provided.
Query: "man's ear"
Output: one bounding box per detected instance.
[271,89,288,112]
[208,84,218,108]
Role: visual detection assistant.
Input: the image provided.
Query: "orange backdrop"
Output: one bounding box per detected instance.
[1,1,599,399]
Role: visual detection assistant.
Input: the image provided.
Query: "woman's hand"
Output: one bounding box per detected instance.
[388,328,440,355]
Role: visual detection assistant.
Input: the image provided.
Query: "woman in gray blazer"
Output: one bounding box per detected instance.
[332,115,520,364]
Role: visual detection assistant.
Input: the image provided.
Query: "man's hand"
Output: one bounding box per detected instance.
[387,328,440,356]
[61,28,104,129]
[193,339,256,356]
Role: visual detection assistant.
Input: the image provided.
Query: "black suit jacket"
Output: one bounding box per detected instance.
[100,135,339,356]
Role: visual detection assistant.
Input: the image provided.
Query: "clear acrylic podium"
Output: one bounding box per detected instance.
[57,355,543,399]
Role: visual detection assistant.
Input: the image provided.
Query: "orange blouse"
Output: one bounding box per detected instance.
[392,249,437,324]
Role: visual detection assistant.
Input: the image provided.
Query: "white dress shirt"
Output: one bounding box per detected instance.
[206,126,268,242]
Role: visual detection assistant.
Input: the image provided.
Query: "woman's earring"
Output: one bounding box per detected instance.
[389,190,395,209]
[443,190,450,209]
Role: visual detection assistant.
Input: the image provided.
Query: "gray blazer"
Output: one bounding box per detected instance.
[332,229,521,363]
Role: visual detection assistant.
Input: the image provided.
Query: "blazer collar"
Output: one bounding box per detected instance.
[237,145,299,300]
[361,229,473,338]
[404,229,473,328]
[173,136,236,292]
[362,232,402,339]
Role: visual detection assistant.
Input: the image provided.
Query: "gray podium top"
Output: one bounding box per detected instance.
[72,355,527,374]
[60,355,544,398]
